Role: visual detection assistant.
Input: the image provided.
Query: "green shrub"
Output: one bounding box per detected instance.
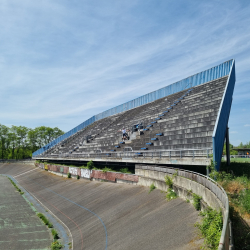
[195,207,223,250]
[149,183,156,193]
[119,167,131,174]
[102,166,112,173]
[192,193,202,211]
[87,160,94,170]
[67,172,71,178]
[51,229,59,240]
[166,188,177,200]
[239,189,250,213]
[77,175,80,179]
[51,241,63,250]
[165,175,173,188]
[186,199,190,203]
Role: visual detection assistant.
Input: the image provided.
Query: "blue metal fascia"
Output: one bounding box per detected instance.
[212,60,236,170]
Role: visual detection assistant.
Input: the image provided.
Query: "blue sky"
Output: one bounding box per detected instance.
[0,0,249,146]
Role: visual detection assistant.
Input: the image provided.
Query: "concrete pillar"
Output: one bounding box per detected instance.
[226,127,230,166]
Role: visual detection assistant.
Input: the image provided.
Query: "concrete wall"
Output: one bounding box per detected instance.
[35,163,138,184]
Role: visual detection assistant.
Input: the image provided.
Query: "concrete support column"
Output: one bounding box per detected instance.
[226,127,230,166]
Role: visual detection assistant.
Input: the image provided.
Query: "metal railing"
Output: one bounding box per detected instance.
[33,148,213,160]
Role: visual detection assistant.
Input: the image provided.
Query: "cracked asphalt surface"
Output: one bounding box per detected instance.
[0,175,51,250]
[0,163,201,250]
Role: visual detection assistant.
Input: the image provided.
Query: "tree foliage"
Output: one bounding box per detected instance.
[0,124,64,160]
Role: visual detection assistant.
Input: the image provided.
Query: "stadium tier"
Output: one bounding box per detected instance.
[33,60,236,170]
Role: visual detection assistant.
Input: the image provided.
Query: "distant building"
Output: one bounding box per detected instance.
[233,148,250,156]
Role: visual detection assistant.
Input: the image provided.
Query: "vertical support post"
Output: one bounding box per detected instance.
[180,151,182,158]
[226,127,230,166]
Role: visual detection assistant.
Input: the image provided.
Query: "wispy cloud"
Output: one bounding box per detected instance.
[0,0,250,149]
[244,125,250,127]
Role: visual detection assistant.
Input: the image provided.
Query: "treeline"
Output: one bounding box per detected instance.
[0,124,64,160]
[237,141,250,148]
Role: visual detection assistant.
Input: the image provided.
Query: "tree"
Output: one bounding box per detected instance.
[0,124,9,159]
[0,124,64,160]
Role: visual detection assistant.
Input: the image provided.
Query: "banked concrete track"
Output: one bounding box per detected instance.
[0,163,201,250]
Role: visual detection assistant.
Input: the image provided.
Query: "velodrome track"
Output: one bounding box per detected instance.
[0,163,201,250]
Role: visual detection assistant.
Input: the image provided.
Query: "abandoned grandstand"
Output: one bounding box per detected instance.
[33,59,236,171]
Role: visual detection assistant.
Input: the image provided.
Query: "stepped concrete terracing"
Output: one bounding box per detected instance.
[36,75,228,166]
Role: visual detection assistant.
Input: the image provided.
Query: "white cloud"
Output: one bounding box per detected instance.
[244,124,250,127]
[0,0,250,149]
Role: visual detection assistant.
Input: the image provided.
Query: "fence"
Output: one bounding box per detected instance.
[33,60,233,157]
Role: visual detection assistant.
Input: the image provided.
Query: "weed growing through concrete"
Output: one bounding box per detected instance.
[195,207,223,250]
[67,172,71,178]
[51,229,59,240]
[186,199,190,203]
[51,241,63,250]
[166,188,177,200]
[8,178,24,195]
[37,213,53,228]
[192,193,202,211]
[149,183,156,193]
[77,175,80,179]
[165,175,173,188]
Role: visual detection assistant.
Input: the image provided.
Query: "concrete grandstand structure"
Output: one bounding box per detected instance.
[33,59,236,170]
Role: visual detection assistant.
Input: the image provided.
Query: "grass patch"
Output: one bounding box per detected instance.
[8,178,24,195]
[195,207,223,250]
[37,213,53,228]
[230,158,250,163]
[149,183,156,193]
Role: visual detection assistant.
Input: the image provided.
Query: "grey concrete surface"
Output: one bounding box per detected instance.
[0,174,51,250]
[0,163,202,250]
